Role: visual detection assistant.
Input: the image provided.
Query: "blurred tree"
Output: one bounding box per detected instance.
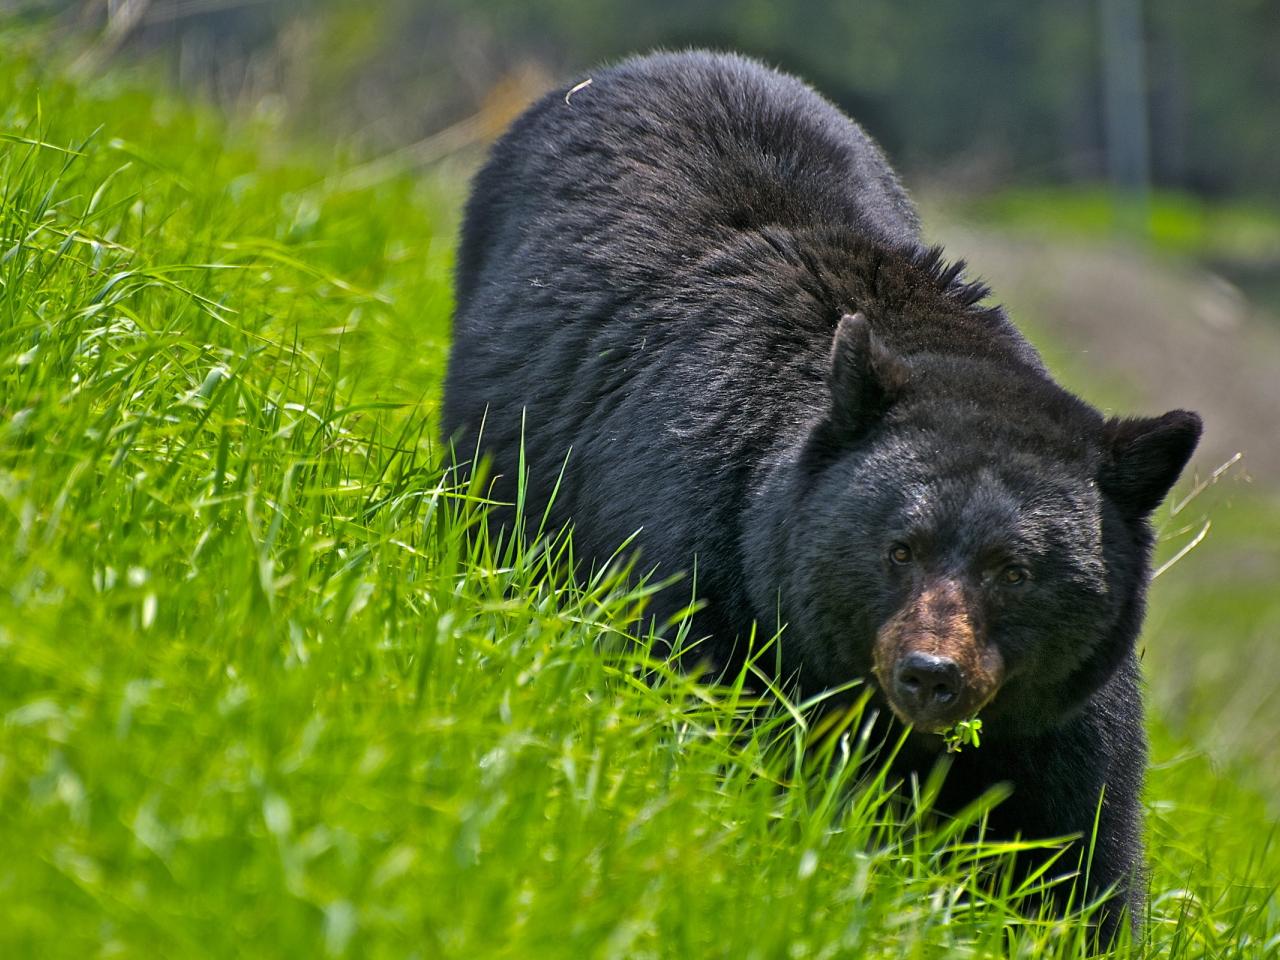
[36,0,1280,202]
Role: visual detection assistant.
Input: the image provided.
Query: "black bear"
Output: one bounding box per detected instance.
[443,51,1201,940]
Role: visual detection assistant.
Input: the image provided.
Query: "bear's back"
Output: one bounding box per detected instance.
[453,51,920,317]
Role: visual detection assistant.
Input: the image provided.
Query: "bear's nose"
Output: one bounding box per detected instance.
[894,652,961,715]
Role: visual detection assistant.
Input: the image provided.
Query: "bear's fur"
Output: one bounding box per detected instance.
[443,51,1202,939]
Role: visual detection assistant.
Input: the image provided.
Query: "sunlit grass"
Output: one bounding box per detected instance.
[955,185,1280,263]
[1,26,1276,959]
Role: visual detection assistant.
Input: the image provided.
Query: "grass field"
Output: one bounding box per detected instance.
[2,30,1278,959]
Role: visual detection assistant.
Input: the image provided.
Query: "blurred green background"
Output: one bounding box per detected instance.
[24,1,1280,199]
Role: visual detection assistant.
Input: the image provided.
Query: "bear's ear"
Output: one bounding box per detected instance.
[1098,410,1203,517]
[826,312,909,437]
[804,312,909,466]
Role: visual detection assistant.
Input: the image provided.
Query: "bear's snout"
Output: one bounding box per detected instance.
[872,579,1005,732]
[894,651,961,715]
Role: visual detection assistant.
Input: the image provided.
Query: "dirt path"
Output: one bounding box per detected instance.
[929,222,1280,488]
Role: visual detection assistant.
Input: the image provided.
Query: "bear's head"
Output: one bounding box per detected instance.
[748,312,1202,738]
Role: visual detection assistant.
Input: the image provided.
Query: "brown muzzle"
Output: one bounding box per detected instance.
[872,578,1004,731]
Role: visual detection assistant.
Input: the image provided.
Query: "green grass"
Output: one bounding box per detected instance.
[1,28,1278,959]
[954,186,1280,264]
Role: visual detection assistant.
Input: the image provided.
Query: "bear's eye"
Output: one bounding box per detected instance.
[1000,565,1029,586]
[889,543,912,565]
